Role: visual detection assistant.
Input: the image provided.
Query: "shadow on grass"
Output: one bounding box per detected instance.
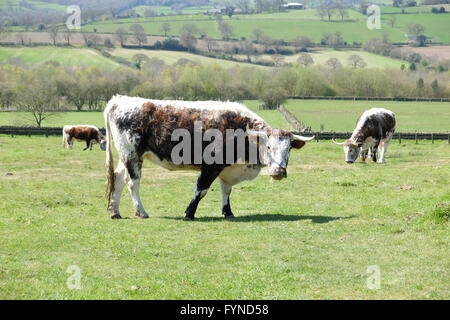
[161,214,355,223]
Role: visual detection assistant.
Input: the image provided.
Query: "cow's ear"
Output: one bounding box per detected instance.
[291,140,306,149]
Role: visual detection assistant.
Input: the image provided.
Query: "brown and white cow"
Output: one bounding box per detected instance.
[62,125,106,151]
[332,108,396,163]
[104,95,314,220]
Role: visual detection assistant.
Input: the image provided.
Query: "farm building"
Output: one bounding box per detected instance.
[283,2,304,9]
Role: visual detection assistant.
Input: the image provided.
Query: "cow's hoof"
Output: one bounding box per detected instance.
[183,215,194,221]
[224,213,235,220]
[136,212,149,219]
[110,213,122,219]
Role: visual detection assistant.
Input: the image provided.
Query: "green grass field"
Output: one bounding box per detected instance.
[110,48,270,70]
[270,49,405,69]
[0,47,123,69]
[0,134,448,299]
[284,100,450,132]
[0,0,66,11]
[81,9,408,43]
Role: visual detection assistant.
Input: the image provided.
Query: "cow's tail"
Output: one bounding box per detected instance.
[104,104,115,209]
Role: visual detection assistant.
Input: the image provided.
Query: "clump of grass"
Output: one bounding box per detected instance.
[431,202,449,223]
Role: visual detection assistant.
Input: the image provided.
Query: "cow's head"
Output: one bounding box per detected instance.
[99,137,107,151]
[248,128,314,180]
[332,139,362,163]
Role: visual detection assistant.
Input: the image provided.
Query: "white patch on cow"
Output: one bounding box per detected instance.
[143,150,200,171]
[219,164,262,186]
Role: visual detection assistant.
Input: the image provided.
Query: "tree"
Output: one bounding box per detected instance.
[15,67,60,127]
[218,21,233,40]
[388,16,397,28]
[236,0,251,13]
[16,32,26,45]
[129,24,147,46]
[160,22,171,38]
[348,55,367,68]
[416,78,424,89]
[206,37,218,52]
[259,87,287,109]
[62,29,72,46]
[132,54,149,69]
[271,54,285,67]
[240,40,255,61]
[293,36,313,49]
[297,53,314,67]
[325,57,342,70]
[407,23,425,37]
[431,79,439,93]
[48,25,58,46]
[115,28,128,47]
[335,2,349,21]
[316,6,327,20]
[252,28,264,42]
[409,62,416,71]
[180,31,197,52]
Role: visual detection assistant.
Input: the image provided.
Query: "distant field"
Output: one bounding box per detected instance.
[284,100,450,132]
[0,0,66,11]
[110,48,270,70]
[82,9,407,43]
[0,47,122,69]
[133,5,212,16]
[267,49,405,69]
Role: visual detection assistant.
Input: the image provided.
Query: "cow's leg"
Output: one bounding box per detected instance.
[371,143,379,162]
[378,136,392,163]
[184,166,223,221]
[124,158,148,219]
[83,140,89,151]
[108,160,127,219]
[219,179,234,219]
[90,140,94,151]
[360,149,368,162]
[67,137,73,150]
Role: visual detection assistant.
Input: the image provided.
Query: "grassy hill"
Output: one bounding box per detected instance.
[0,46,123,69]
[263,49,406,69]
[0,0,66,11]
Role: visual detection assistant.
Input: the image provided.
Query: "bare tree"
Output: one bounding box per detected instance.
[271,54,285,67]
[62,29,72,46]
[16,32,27,45]
[218,21,233,40]
[206,37,218,52]
[325,57,342,70]
[48,25,58,46]
[115,28,128,47]
[252,28,264,42]
[388,16,397,28]
[160,22,171,38]
[240,40,255,61]
[348,54,367,68]
[180,31,197,52]
[129,24,147,46]
[297,53,314,67]
[293,36,313,49]
[335,2,349,21]
[16,69,60,127]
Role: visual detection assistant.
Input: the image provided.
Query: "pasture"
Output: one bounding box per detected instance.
[0,133,448,299]
[281,100,450,132]
[81,9,408,43]
[0,47,123,70]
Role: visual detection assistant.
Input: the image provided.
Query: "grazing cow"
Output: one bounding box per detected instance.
[332,108,396,163]
[63,125,106,151]
[104,95,314,220]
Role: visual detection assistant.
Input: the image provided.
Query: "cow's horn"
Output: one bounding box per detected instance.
[332,138,345,145]
[291,134,315,142]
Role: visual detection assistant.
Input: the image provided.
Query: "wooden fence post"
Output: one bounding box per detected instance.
[415,132,418,144]
[398,132,401,144]
[431,133,434,144]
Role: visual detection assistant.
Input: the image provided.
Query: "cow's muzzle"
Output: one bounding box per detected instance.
[270,167,287,180]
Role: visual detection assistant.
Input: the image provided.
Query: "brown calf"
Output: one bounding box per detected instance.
[62,125,106,151]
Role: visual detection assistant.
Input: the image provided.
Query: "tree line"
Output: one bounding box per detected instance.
[0,60,448,127]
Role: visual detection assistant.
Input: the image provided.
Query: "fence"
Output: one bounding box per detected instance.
[288,96,450,102]
[277,105,311,133]
[1,126,448,143]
